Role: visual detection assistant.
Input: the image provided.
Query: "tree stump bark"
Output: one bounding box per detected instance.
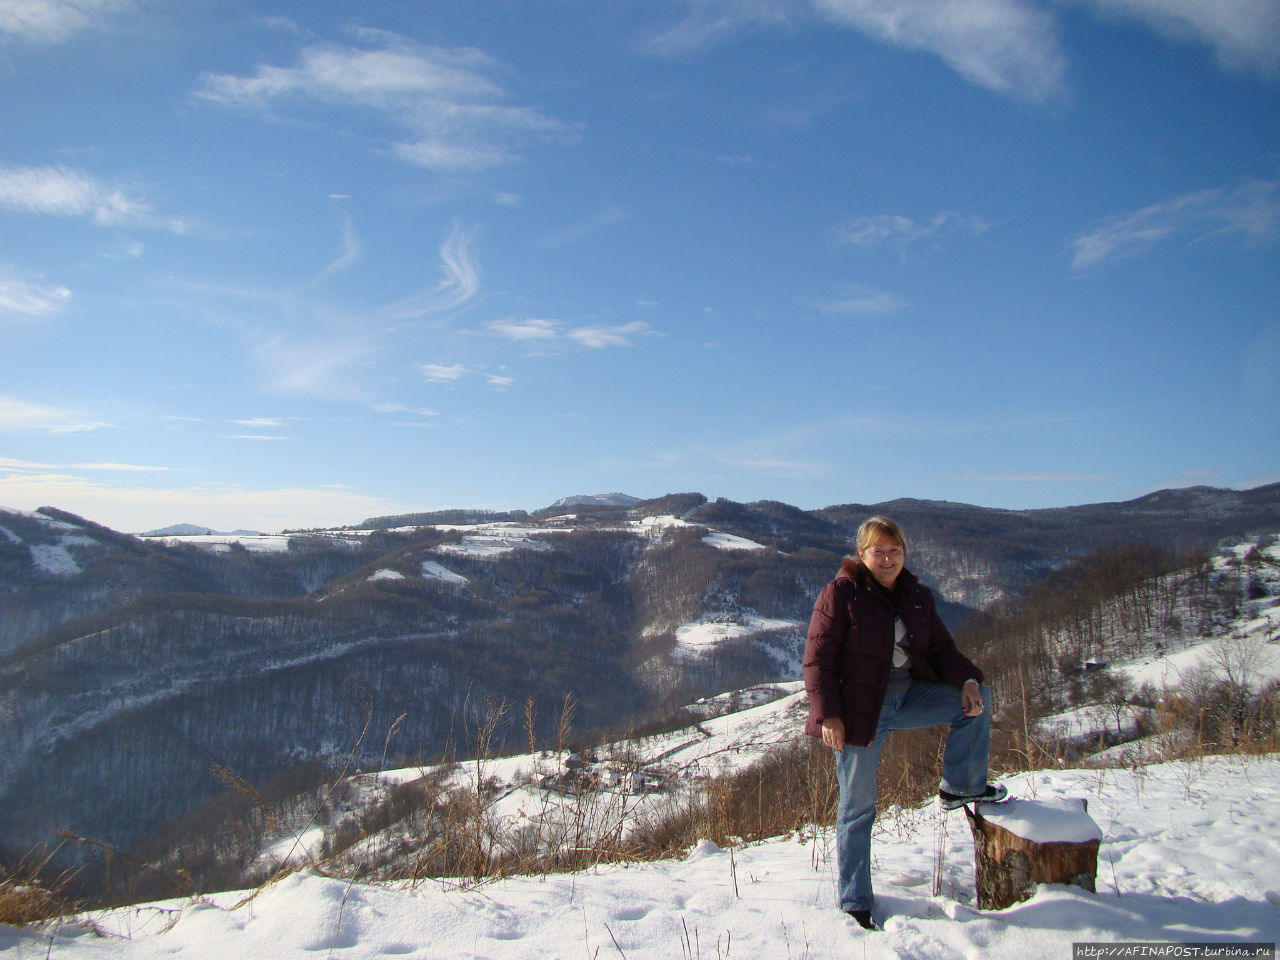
[964,797,1102,910]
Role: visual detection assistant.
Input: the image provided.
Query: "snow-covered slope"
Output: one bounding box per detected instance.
[9,755,1279,959]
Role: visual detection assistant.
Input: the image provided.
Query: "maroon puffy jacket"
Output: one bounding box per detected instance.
[802,557,983,747]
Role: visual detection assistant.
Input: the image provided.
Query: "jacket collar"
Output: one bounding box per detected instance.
[838,555,919,597]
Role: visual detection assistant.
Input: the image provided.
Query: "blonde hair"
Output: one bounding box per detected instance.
[855,515,907,556]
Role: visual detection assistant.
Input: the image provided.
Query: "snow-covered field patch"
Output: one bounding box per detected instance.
[29,542,83,575]
[421,560,467,585]
[629,515,767,551]
[702,529,766,551]
[148,533,295,553]
[674,614,802,658]
[438,534,552,559]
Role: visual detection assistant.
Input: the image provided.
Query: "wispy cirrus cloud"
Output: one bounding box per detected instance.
[380,223,482,323]
[1069,178,1279,270]
[0,456,172,473]
[487,318,659,350]
[416,362,513,390]
[644,0,802,54]
[568,322,656,349]
[0,164,182,231]
[372,403,438,417]
[809,284,908,316]
[252,328,377,399]
[0,0,135,44]
[0,164,143,223]
[417,363,469,383]
[0,393,113,433]
[650,0,1068,104]
[0,266,71,318]
[235,223,481,400]
[836,210,991,253]
[193,29,578,172]
[305,211,361,290]
[539,204,628,248]
[0,470,403,534]
[1076,0,1280,78]
[814,0,1067,103]
[487,318,562,342]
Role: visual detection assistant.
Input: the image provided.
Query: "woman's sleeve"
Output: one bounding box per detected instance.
[922,590,983,688]
[803,581,847,726]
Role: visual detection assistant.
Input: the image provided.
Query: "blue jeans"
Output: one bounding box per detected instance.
[832,679,992,913]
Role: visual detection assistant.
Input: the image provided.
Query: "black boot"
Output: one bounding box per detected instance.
[846,909,879,931]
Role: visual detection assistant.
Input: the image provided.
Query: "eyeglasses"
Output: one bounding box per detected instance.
[865,546,903,560]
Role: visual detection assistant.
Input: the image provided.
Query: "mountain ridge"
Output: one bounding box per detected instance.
[2,482,1278,867]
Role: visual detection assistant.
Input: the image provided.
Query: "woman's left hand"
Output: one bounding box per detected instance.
[962,679,984,717]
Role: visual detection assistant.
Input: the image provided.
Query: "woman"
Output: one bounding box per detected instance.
[802,516,1005,930]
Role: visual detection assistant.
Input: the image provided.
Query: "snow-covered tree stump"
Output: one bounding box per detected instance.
[963,798,1102,910]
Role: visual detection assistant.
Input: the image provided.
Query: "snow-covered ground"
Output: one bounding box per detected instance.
[673,615,803,659]
[0,512,99,575]
[630,515,767,552]
[6,755,1278,959]
[142,533,298,553]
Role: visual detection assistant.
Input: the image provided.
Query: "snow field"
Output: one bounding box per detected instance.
[6,755,1279,959]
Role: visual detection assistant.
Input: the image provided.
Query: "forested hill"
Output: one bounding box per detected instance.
[1,483,1277,865]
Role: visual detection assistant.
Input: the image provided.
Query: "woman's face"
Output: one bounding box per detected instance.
[860,536,904,589]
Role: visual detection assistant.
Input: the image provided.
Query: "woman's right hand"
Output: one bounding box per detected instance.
[821,717,846,753]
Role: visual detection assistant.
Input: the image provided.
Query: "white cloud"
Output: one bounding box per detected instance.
[372,403,439,418]
[811,285,908,316]
[306,211,361,289]
[487,318,563,342]
[652,0,1067,103]
[644,0,802,54]
[0,469,402,533]
[0,0,134,44]
[193,31,577,172]
[488,317,659,351]
[229,418,287,428]
[0,456,171,472]
[73,461,173,472]
[0,393,112,433]
[539,204,628,248]
[837,210,990,252]
[0,266,71,318]
[380,223,482,322]
[567,321,656,349]
[253,328,376,400]
[0,164,157,225]
[417,362,469,383]
[1069,178,1280,269]
[814,0,1067,103]
[1077,0,1280,77]
[416,362,515,391]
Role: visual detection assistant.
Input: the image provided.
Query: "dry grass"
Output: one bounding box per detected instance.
[0,848,80,928]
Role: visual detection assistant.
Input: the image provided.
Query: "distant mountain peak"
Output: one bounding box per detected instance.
[140,523,263,537]
[546,493,640,511]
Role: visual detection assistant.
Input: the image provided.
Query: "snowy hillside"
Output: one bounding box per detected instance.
[5,756,1278,958]
[1028,537,1280,762]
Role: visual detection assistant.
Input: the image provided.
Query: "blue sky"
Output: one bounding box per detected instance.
[1,0,1278,533]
